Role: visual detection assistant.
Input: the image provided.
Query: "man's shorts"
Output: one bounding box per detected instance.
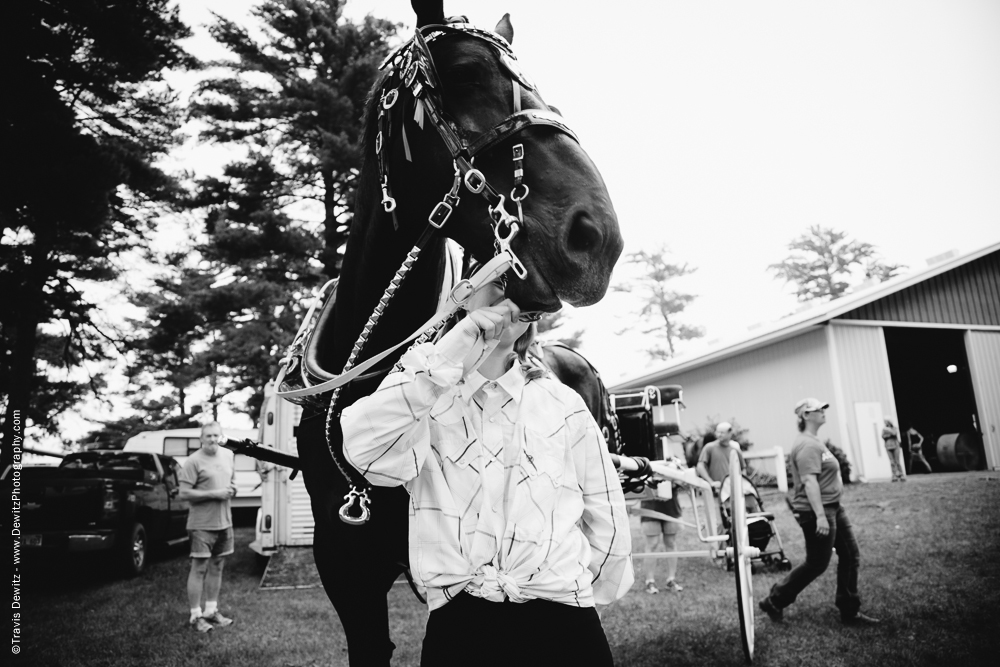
[641,515,682,537]
[189,527,234,558]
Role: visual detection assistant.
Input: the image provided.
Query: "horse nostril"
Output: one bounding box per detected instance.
[566,211,604,255]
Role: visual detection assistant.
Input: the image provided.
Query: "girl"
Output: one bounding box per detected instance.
[342,282,633,666]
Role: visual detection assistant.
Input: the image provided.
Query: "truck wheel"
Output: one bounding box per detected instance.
[121,522,147,577]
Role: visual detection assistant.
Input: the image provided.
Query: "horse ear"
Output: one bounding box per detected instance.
[495,13,514,44]
[411,0,445,28]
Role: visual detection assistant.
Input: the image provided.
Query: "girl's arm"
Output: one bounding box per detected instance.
[572,404,635,603]
[341,317,482,486]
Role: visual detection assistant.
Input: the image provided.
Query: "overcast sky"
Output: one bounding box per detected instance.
[168,0,1000,388]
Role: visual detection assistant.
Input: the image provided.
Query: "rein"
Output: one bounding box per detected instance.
[276,19,580,525]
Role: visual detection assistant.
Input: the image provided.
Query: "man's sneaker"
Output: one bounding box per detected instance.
[644,581,659,595]
[759,596,783,621]
[842,611,880,626]
[190,616,213,633]
[664,579,683,592]
[202,610,233,627]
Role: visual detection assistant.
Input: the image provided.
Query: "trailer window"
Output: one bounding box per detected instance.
[235,454,258,471]
[164,438,188,457]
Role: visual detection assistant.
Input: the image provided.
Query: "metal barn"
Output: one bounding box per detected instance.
[610,242,1000,481]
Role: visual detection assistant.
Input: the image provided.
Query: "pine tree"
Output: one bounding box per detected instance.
[537,311,584,350]
[124,0,401,422]
[614,247,705,360]
[190,0,399,277]
[1,0,196,454]
[769,225,906,302]
[129,156,324,423]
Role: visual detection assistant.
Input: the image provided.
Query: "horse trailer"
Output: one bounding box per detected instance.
[249,382,314,557]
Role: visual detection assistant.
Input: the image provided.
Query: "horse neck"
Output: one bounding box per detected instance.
[331,201,446,374]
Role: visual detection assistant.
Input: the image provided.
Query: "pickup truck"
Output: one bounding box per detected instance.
[18,450,190,576]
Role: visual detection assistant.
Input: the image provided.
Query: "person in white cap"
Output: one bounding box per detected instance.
[758,398,880,626]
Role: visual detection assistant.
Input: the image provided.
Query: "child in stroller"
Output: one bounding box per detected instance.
[719,472,792,572]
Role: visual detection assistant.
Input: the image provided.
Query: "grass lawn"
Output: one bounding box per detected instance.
[18,472,1000,666]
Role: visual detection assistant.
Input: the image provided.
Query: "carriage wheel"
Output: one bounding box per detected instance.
[730,450,755,663]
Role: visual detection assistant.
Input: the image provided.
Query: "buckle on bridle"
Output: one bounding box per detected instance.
[464,168,486,194]
[449,279,475,305]
[428,200,453,228]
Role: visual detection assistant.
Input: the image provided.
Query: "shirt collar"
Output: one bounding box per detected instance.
[458,364,527,404]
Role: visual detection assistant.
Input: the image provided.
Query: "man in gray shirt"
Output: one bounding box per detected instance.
[179,422,237,633]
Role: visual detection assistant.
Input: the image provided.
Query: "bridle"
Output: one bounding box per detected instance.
[375,21,579,278]
[277,19,582,525]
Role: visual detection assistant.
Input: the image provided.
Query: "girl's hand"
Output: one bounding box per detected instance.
[466,299,521,342]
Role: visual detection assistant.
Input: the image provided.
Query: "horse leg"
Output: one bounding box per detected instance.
[298,407,410,666]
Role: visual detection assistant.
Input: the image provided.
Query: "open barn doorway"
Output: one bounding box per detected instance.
[884,327,985,472]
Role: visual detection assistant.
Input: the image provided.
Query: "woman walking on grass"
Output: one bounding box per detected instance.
[342,281,633,667]
[758,398,880,626]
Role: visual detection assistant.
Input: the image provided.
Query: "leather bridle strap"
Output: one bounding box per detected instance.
[276,251,514,399]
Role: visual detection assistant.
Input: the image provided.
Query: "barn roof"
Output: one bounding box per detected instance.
[610,238,1000,392]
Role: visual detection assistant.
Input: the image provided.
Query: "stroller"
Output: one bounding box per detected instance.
[719,472,792,572]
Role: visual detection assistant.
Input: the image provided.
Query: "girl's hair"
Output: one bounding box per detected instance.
[797,416,807,432]
[508,323,548,381]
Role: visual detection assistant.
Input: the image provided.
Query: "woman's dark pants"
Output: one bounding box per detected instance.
[421,592,615,667]
[768,504,861,620]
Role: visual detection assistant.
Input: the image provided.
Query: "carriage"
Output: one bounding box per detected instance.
[601,383,793,662]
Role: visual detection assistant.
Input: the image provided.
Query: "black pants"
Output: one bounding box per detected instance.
[421,593,615,667]
[768,505,862,619]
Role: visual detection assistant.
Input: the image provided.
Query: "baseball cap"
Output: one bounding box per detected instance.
[716,421,733,433]
[794,398,829,417]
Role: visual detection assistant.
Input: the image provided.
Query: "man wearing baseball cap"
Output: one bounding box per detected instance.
[758,398,880,626]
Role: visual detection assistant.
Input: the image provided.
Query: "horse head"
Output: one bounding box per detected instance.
[373,0,623,313]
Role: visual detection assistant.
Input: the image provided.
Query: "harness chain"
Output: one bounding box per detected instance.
[324,20,581,524]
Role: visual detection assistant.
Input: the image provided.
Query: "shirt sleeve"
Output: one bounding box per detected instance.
[178,458,198,488]
[569,398,634,604]
[794,443,822,477]
[697,443,712,467]
[341,317,481,487]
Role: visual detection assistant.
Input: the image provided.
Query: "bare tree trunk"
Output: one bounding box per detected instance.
[2,306,39,455]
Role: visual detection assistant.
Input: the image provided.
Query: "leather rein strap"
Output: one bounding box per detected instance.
[275,252,513,399]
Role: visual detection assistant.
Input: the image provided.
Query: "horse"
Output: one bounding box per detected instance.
[536,341,622,453]
[290,2,623,663]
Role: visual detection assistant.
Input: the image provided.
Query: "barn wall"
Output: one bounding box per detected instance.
[652,327,835,461]
[828,323,898,480]
[966,331,1000,470]
[837,250,1000,326]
